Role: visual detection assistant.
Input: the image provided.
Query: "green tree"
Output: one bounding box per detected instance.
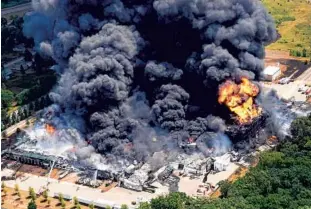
[60,199,66,209]
[88,203,95,209]
[42,190,48,201]
[219,180,231,198]
[11,111,19,124]
[28,200,37,209]
[290,114,311,147]
[16,89,31,105]
[150,193,188,209]
[58,193,64,202]
[29,187,36,201]
[17,191,21,199]
[73,196,79,206]
[121,204,129,209]
[1,109,9,127]
[138,202,152,209]
[1,90,15,108]
[1,182,6,190]
[302,48,307,57]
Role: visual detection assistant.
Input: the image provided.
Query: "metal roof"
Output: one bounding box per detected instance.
[263,66,280,76]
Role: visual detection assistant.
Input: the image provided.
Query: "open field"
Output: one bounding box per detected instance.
[262,0,311,56]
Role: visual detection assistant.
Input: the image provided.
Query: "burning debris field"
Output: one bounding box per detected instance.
[3,0,311,196]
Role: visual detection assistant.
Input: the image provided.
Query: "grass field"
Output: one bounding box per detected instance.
[262,0,311,56]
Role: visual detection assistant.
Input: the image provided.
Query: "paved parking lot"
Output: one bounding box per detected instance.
[261,81,307,102]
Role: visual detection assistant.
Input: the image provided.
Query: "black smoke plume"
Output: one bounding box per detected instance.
[23,0,277,166]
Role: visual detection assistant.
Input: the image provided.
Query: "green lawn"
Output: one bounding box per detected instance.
[262,0,311,56]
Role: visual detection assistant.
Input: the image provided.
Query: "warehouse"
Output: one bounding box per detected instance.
[262,65,281,81]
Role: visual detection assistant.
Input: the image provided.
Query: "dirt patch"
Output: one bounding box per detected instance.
[60,172,80,184]
[210,166,248,198]
[98,181,118,192]
[16,164,48,177]
[49,168,59,179]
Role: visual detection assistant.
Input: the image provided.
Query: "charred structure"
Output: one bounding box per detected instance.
[226,112,268,143]
[2,149,54,168]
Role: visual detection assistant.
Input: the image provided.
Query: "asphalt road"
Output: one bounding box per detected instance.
[262,81,306,102]
[1,2,32,16]
[296,67,311,83]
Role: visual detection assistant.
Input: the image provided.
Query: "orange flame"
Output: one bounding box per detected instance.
[45,124,55,135]
[267,135,278,145]
[218,77,262,124]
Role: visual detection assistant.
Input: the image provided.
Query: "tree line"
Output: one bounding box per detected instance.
[2,182,129,209]
[1,16,33,56]
[1,94,52,131]
[137,114,311,209]
[289,48,308,58]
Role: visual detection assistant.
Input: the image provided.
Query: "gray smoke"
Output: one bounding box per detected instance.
[50,23,145,108]
[23,0,277,168]
[145,61,183,82]
[152,84,189,131]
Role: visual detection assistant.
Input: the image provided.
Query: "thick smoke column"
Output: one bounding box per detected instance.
[23,0,277,167]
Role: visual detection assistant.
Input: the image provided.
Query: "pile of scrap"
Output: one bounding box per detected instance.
[76,177,102,188]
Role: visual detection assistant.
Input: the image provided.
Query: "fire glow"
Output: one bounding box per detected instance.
[218,77,262,124]
[45,124,56,135]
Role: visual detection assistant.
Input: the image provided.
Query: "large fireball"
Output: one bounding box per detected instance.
[218,77,262,124]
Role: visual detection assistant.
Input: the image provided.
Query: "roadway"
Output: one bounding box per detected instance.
[1,2,32,18]
[296,67,311,83]
[3,57,24,68]
[262,81,306,102]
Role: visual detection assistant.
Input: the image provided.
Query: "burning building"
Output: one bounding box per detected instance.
[8,0,297,193]
[218,77,262,125]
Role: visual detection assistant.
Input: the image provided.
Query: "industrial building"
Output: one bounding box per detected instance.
[262,65,281,81]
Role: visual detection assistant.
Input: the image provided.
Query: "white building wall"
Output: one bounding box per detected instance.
[263,66,281,81]
[272,70,281,81]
